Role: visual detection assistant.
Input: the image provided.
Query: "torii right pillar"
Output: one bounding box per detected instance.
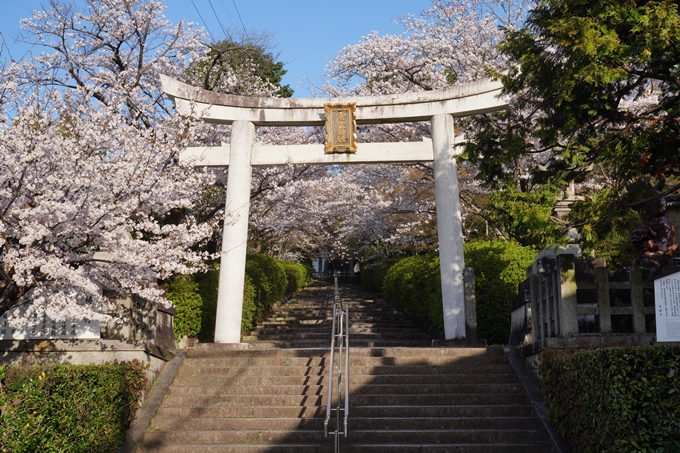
[432,114,466,340]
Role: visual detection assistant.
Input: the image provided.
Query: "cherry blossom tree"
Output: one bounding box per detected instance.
[0,0,221,324]
[299,0,534,259]
[0,0,353,327]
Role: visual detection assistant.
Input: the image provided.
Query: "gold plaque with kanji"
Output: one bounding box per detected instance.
[324,103,357,154]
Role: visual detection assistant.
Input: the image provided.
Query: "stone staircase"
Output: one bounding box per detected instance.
[137,279,557,452]
[242,279,433,348]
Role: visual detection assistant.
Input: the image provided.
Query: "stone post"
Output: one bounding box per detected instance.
[596,267,612,333]
[630,266,646,333]
[557,254,578,336]
[214,120,255,343]
[463,267,478,343]
[431,114,465,340]
[529,274,543,341]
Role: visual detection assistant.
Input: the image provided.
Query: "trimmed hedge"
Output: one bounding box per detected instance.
[381,240,535,343]
[360,260,396,292]
[166,254,310,341]
[165,273,203,340]
[243,253,287,331]
[539,346,680,453]
[463,240,535,344]
[382,254,443,334]
[0,361,146,453]
[280,261,312,295]
[194,265,220,343]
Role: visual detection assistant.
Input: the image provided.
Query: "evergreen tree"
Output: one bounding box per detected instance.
[468,0,680,249]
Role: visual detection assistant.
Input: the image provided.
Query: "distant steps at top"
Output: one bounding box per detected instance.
[241,279,433,349]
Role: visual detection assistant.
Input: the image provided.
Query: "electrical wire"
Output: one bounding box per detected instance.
[231,0,248,34]
[208,0,233,41]
[190,0,216,42]
[219,0,237,31]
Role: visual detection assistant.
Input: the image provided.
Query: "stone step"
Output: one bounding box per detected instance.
[151,415,543,432]
[188,343,505,360]
[259,316,409,324]
[172,372,519,387]
[250,326,424,334]
[176,364,514,377]
[258,326,425,333]
[137,281,556,453]
[161,392,529,407]
[275,302,404,307]
[257,320,414,327]
[165,382,524,397]
[267,307,403,314]
[185,346,501,358]
[143,428,548,445]
[154,404,538,420]
[259,312,411,319]
[140,445,552,453]
[243,331,432,341]
[244,339,434,348]
[182,355,509,367]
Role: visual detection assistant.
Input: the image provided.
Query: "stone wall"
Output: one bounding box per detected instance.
[0,292,177,388]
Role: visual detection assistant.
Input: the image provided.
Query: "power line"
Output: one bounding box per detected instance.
[208,0,233,41]
[219,0,237,31]
[190,0,216,42]
[231,0,247,34]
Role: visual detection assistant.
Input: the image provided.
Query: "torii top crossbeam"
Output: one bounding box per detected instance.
[160,75,506,126]
[160,75,507,167]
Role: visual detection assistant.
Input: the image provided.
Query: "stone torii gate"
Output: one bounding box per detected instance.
[161,75,507,343]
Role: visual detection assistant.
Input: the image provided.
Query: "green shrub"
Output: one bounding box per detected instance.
[246,253,288,310]
[592,208,641,270]
[280,261,310,295]
[189,266,258,338]
[463,240,535,344]
[194,265,219,342]
[383,254,441,333]
[165,265,219,343]
[245,253,287,319]
[165,273,203,341]
[168,254,299,340]
[540,346,680,453]
[0,361,146,453]
[360,260,395,291]
[380,240,535,343]
[240,274,258,332]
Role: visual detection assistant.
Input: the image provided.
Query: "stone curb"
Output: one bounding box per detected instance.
[503,347,572,453]
[118,350,187,453]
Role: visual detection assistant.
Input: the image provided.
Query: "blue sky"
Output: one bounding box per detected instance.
[0,0,433,97]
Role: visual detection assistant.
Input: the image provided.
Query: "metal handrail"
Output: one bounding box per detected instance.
[324,273,350,451]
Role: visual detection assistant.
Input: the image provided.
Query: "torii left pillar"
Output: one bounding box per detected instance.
[214,120,254,343]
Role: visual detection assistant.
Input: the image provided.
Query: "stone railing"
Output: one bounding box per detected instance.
[509,249,675,356]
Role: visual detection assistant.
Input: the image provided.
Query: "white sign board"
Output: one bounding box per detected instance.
[0,296,101,340]
[655,272,680,342]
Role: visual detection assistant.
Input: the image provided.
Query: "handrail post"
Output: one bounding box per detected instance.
[344,300,350,437]
[324,300,337,437]
[324,272,350,451]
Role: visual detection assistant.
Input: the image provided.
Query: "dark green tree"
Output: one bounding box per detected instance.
[190,40,293,98]
[467,0,680,251]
